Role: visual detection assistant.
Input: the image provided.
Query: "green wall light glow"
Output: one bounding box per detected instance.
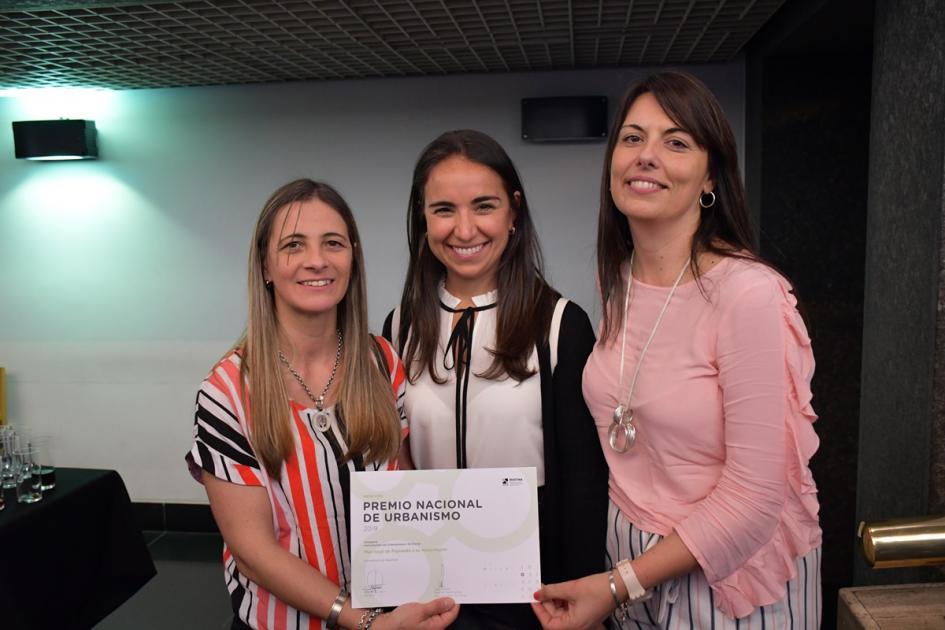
[1,88,117,121]
[0,166,207,340]
[27,155,88,161]
[6,167,129,230]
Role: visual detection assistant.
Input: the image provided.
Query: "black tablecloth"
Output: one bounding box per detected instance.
[0,468,157,629]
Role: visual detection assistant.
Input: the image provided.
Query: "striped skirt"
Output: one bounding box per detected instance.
[606,501,822,630]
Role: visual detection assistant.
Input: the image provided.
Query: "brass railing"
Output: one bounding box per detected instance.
[858,515,945,569]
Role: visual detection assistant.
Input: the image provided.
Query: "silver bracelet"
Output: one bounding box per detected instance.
[325,588,348,629]
[359,607,382,630]
[608,571,629,622]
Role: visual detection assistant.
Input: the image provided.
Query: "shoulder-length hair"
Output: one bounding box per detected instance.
[241,179,401,479]
[597,70,759,342]
[396,129,557,383]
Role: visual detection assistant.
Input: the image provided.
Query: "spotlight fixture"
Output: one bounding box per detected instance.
[12,119,98,161]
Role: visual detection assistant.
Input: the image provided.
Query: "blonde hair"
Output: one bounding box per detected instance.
[241,179,401,479]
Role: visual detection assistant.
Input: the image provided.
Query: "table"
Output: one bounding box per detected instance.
[0,468,157,629]
[838,583,945,629]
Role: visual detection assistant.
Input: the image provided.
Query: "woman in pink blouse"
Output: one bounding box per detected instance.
[533,71,821,629]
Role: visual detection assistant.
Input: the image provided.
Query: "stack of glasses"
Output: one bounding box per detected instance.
[0,426,54,509]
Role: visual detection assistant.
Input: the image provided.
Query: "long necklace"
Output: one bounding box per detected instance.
[278,329,343,433]
[608,253,691,453]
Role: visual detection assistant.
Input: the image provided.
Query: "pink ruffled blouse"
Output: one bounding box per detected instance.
[583,256,821,619]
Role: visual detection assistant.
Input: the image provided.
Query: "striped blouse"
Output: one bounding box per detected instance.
[187,337,407,630]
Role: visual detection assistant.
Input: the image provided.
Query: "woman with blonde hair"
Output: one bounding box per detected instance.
[187,179,459,630]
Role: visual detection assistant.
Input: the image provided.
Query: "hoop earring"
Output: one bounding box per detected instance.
[509,225,516,235]
[699,191,716,209]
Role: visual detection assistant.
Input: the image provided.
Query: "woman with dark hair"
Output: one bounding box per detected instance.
[186,179,460,630]
[533,72,822,629]
[383,130,608,630]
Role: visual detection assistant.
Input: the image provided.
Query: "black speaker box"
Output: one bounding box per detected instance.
[521,96,608,142]
[12,119,98,160]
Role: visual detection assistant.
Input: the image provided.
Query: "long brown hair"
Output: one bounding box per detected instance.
[597,70,759,341]
[397,129,557,383]
[242,179,401,478]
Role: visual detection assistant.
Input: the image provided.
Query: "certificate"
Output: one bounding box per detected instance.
[350,467,540,608]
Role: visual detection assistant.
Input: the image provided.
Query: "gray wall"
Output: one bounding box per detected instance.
[0,63,745,502]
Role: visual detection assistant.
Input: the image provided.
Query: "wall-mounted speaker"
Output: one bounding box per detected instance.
[12,119,98,160]
[521,96,608,143]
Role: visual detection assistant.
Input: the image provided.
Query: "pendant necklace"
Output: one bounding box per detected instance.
[609,253,691,453]
[278,329,343,433]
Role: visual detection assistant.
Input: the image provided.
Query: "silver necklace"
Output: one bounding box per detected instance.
[278,329,342,433]
[609,253,691,453]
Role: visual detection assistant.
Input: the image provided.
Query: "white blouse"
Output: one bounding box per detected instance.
[400,284,545,485]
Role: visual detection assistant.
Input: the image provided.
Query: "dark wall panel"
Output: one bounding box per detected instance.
[855,0,945,585]
[758,51,871,627]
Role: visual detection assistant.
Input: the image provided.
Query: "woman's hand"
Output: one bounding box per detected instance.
[531,573,613,630]
[372,597,460,629]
